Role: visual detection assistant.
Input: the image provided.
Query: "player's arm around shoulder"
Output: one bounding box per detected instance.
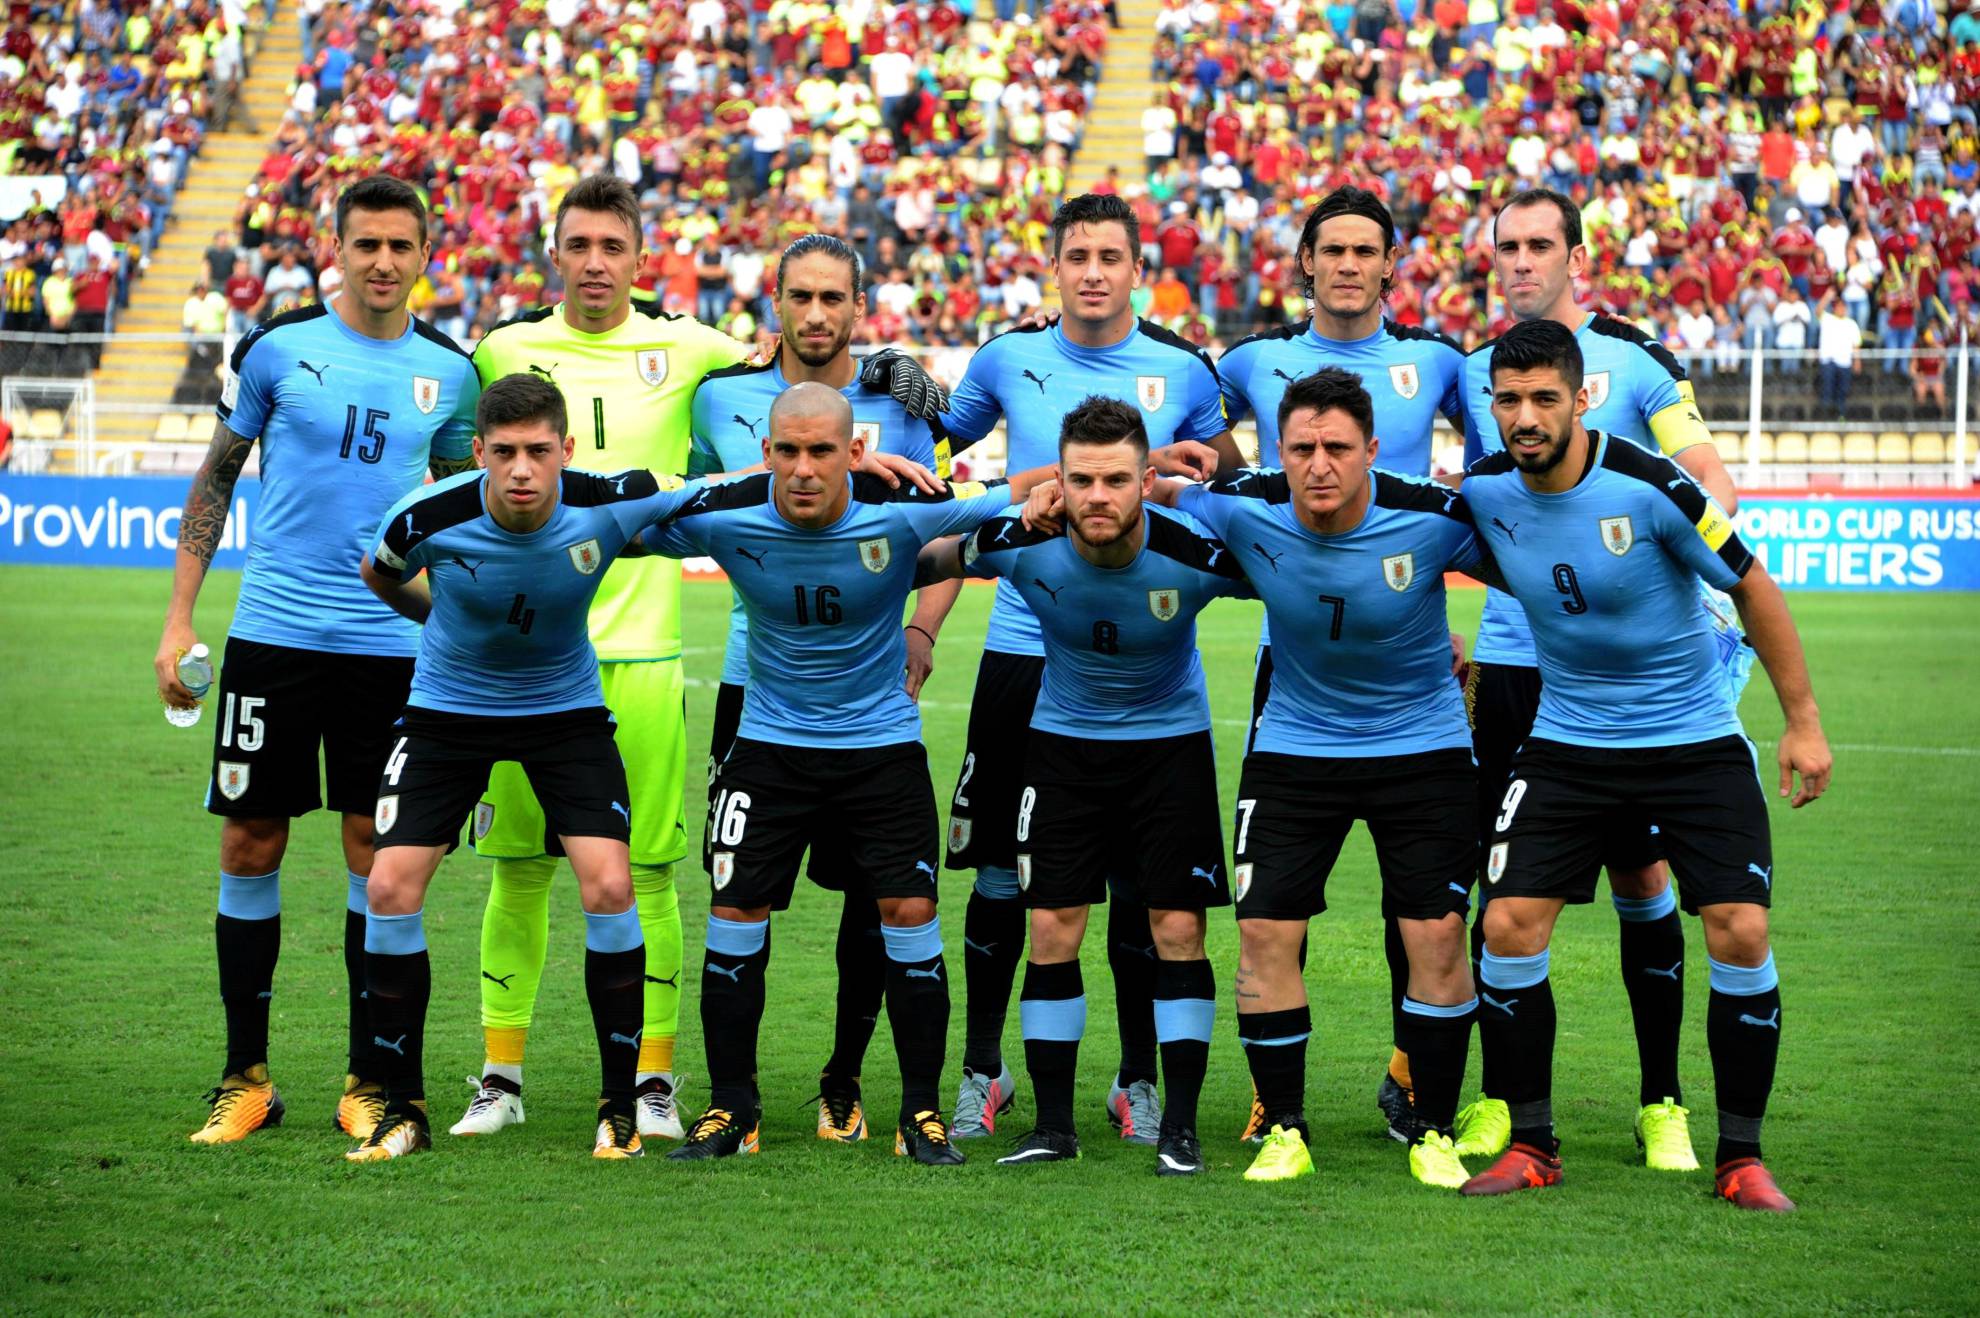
[913,510,1046,588]
[361,480,452,624]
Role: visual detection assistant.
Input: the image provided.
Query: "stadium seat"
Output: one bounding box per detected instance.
[154,413,190,443]
[1774,432,1810,463]
[1717,432,1743,462]
[1841,433,1876,464]
[1911,433,1946,464]
[1747,431,1776,463]
[1875,433,1911,464]
[185,414,217,445]
[28,410,63,441]
[1810,432,1844,462]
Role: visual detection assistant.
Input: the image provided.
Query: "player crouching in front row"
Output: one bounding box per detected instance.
[348,372,714,1162]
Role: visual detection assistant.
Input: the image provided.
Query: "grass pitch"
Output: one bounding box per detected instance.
[1,567,1977,1314]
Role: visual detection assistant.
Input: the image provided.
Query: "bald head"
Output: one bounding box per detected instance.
[769,379,854,443]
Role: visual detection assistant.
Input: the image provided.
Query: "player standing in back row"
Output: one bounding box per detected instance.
[154,177,480,1145]
[936,193,1242,1145]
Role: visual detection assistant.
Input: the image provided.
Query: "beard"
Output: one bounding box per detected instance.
[1508,422,1574,475]
[1070,499,1142,547]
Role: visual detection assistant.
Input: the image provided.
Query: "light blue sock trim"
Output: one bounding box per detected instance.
[364,908,426,956]
[1481,948,1550,991]
[1153,998,1216,1043]
[345,870,368,915]
[882,917,943,964]
[1708,952,1778,996]
[1402,995,1479,1019]
[1238,1032,1310,1048]
[1019,995,1087,1042]
[584,906,644,954]
[974,866,1021,900]
[218,869,280,921]
[705,914,768,958]
[1613,889,1678,921]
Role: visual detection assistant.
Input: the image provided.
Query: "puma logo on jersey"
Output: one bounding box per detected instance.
[1271,368,1298,384]
[1022,370,1053,393]
[1192,864,1220,887]
[1205,545,1224,567]
[1253,543,1284,572]
[904,965,943,981]
[1738,1008,1780,1030]
[1747,862,1772,889]
[735,545,770,570]
[705,962,743,983]
[401,512,422,544]
[609,801,630,824]
[734,414,765,439]
[374,1033,408,1055]
[449,556,483,581]
[644,972,680,987]
[1032,578,1064,604]
[297,359,329,386]
[1492,517,1519,544]
[528,363,558,381]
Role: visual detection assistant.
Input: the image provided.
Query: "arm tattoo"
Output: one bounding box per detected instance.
[178,423,256,565]
[429,453,478,480]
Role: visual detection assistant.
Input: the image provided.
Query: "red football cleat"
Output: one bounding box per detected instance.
[1459,1142,1564,1197]
[1716,1157,1796,1212]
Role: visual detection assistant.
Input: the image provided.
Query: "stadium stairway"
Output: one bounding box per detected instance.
[91,12,300,466]
[1074,0,1161,194]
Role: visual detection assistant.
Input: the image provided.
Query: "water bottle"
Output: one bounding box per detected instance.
[165,643,213,728]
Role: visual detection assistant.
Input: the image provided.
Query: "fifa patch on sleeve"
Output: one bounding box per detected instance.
[221,369,239,410]
[948,480,989,501]
[1695,503,1734,552]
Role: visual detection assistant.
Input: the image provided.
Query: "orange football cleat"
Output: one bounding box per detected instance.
[1459,1141,1564,1196]
[190,1066,285,1144]
[1716,1157,1796,1212]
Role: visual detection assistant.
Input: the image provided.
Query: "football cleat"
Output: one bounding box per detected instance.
[1377,1070,1416,1144]
[951,1063,1016,1139]
[593,1108,644,1159]
[1105,1078,1162,1146]
[189,1065,285,1144]
[1155,1124,1204,1177]
[1459,1142,1563,1196]
[895,1110,966,1165]
[667,1107,760,1160]
[1240,1086,1268,1143]
[345,1107,431,1162]
[1453,1094,1511,1159]
[636,1074,684,1141]
[1715,1157,1796,1212]
[1634,1098,1700,1172]
[335,1074,387,1140]
[1243,1123,1314,1183]
[449,1076,525,1136]
[816,1082,869,1142]
[1409,1130,1470,1190]
[996,1127,1080,1166]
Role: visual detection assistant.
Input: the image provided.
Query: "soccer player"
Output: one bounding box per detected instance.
[454,174,749,1144]
[936,193,1240,1144]
[917,396,1250,1177]
[637,382,1055,1164]
[154,177,480,1145]
[1455,320,1828,1212]
[689,233,962,1144]
[1211,186,1470,1141]
[349,371,711,1162]
[1450,187,1745,1168]
[1152,369,1490,1190]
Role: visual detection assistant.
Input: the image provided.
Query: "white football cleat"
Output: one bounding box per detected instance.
[636,1074,685,1140]
[449,1076,525,1136]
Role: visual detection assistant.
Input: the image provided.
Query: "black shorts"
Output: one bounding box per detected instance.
[205,637,414,819]
[1233,748,1475,922]
[1016,729,1228,911]
[708,683,855,892]
[708,737,939,911]
[1468,660,1661,873]
[374,706,631,851]
[1487,736,1773,913]
[945,650,1045,871]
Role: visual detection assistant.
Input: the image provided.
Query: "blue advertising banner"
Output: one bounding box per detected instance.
[0,475,257,568]
[1736,496,1980,590]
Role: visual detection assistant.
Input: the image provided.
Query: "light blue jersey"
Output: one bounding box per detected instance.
[641,473,1013,749]
[370,468,702,715]
[1177,468,1485,757]
[218,303,479,656]
[688,357,942,685]
[1219,319,1466,473]
[1461,432,1753,749]
[1461,312,1700,667]
[939,320,1228,656]
[959,505,1252,740]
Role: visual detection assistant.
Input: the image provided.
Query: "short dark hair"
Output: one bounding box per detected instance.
[334,176,428,241]
[1495,187,1583,251]
[476,371,568,440]
[777,233,863,297]
[1276,366,1374,443]
[1059,394,1149,457]
[1050,193,1140,261]
[555,173,643,249]
[1489,317,1584,392]
[1296,185,1397,300]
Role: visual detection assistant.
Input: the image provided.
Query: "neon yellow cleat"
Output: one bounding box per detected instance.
[345,1108,430,1162]
[190,1065,285,1144]
[1243,1124,1314,1183]
[1635,1098,1700,1172]
[335,1074,387,1140]
[1453,1095,1510,1159]
[1409,1130,1470,1190]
